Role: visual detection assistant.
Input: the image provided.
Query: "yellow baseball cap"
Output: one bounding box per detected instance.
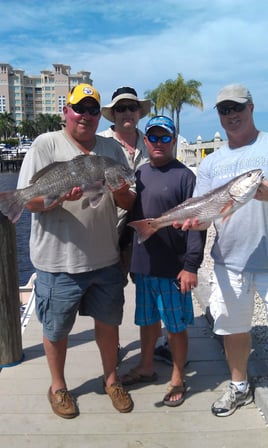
[67,83,101,106]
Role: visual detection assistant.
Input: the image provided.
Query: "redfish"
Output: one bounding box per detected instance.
[129,169,264,244]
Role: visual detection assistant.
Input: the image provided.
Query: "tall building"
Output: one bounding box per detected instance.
[0,63,93,125]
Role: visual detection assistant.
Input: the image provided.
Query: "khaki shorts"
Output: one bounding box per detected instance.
[209,264,268,335]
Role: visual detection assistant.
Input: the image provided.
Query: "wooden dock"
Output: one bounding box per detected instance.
[0,156,24,172]
[0,280,268,448]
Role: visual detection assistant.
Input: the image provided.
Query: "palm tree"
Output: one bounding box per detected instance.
[18,119,37,140]
[144,73,203,138]
[144,85,164,116]
[35,113,63,134]
[0,112,15,140]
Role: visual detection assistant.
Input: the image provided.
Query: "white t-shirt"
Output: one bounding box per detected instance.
[194,131,268,272]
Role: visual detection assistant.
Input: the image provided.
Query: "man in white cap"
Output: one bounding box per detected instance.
[178,83,268,417]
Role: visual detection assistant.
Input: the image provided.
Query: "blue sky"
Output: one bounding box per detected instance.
[1,0,268,143]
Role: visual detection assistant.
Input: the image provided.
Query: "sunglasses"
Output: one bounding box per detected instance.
[114,104,140,113]
[70,104,100,116]
[217,103,247,116]
[147,134,173,144]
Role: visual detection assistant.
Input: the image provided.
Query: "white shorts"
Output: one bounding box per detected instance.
[209,264,268,335]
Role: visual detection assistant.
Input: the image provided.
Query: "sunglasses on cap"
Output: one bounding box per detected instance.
[70,103,100,116]
[147,134,173,144]
[216,103,247,116]
[114,104,140,113]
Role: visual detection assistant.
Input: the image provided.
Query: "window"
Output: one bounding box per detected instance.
[0,95,6,112]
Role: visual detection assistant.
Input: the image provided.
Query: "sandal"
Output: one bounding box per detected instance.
[163,382,186,407]
[121,368,158,385]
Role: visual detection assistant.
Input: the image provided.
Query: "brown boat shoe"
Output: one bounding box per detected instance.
[104,381,134,413]
[48,387,79,419]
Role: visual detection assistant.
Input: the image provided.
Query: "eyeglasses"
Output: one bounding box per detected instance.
[70,103,100,116]
[217,103,247,116]
[147,134,173,144]
[113,104,140,113]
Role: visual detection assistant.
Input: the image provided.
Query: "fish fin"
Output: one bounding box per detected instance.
[222,214,232,222]
[89,194,105,208]
[219,200,234,215]
[128,218,158,243]
[0,190,25,223]
[217,200,235,222]
[81,197,90,209]
[222,211,236,222]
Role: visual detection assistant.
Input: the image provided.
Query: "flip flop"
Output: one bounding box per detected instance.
[163,382,186,407]
[121,368,158,385]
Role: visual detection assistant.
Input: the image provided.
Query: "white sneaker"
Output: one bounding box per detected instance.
[211,382,253,417]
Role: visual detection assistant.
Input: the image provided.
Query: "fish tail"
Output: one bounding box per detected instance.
[128,218,158,243]
[0,190,25,223]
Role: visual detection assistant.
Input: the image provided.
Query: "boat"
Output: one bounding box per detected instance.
[19,273,36,334]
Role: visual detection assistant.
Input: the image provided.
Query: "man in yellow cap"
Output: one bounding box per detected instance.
[17,83,136,418]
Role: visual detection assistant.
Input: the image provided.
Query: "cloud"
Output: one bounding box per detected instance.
[1,0,268,140]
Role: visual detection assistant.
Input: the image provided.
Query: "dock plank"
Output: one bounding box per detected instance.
[0,279,267,447]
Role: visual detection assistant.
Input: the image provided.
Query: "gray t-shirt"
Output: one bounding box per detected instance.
[17,130,130,273]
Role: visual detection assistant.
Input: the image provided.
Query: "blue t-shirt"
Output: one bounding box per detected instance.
[130,159,206,278]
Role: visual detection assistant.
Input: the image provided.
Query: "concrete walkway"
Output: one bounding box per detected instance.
[0,280,268,448]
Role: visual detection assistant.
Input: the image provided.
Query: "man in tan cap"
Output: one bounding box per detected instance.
[17,83,136,418]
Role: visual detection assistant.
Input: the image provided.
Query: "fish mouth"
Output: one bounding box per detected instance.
[256,170,265,182]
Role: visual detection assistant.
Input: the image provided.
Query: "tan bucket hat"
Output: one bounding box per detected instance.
[101,86,151,122]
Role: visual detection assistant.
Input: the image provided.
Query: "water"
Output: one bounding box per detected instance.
[0,172,34,286]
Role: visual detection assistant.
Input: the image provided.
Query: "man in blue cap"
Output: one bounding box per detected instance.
[121,116,206,407]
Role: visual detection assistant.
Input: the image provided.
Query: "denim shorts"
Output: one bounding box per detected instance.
[35,263,124,341]
[134,274,194,333]
[210,263,268,335]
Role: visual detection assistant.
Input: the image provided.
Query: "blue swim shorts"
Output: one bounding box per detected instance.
[134,274,194,333]
[35,263,124,341]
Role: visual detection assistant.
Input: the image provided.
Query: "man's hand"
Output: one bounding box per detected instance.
[255,180,268,201]
[176,270,198,294]
[173,217,211,231]
[112,181,136,210]
[64,187,83,202]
